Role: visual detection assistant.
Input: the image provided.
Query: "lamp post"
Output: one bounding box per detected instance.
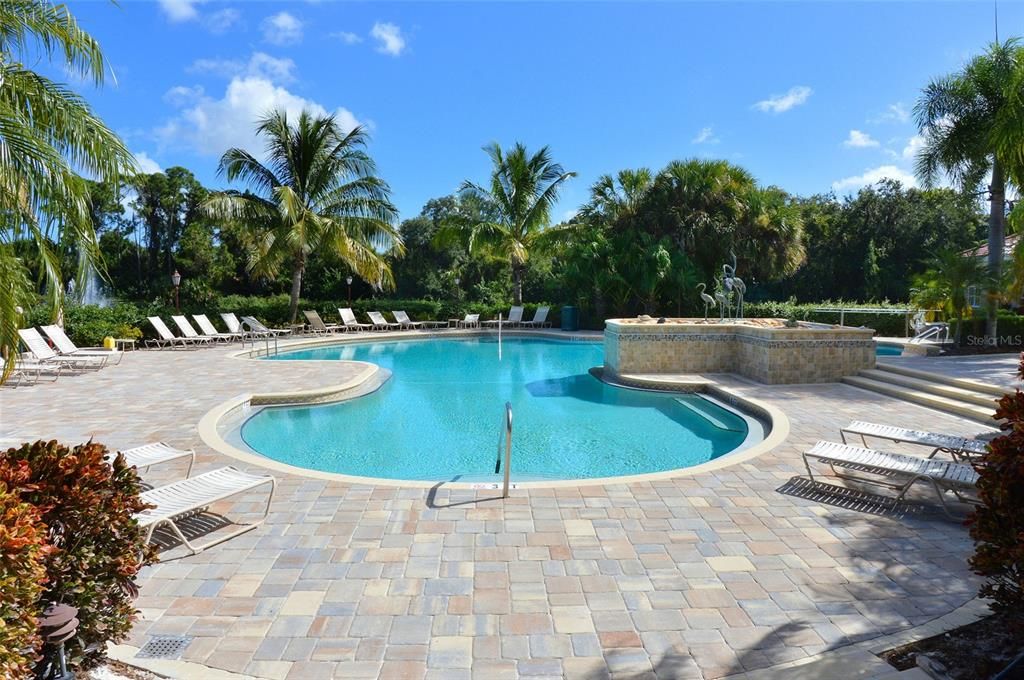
[346,276,353,307]
[171,270,181,313]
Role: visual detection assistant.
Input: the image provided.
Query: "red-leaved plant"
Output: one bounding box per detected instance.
[0,477,50,678]
[968,353,1024,628]
[0,441,157,672]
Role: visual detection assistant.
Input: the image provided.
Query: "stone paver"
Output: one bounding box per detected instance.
[0,335,996,679]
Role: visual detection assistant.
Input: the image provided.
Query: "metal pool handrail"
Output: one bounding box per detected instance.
[494,401,513,498]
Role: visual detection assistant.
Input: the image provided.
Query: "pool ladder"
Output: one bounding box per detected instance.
[494,402,512,498]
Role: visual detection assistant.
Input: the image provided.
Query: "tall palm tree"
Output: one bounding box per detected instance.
[0,0,134,381]
[914,38,1024,338]
[450,142,575,305]
[577,168,654,224]
[205,110,402,323]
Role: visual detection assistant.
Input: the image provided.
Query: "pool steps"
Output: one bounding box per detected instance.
[673,396,745,432]
[842,363,1003,426]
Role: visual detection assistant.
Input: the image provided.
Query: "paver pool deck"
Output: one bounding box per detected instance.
[0,333,1009,680]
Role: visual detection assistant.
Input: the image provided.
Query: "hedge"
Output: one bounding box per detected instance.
[951,311,1024,347]
[25,295,1024,343]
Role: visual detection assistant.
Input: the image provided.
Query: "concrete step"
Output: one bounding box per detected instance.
[875,362,1008,397]
[842,375,999,425]
[857,369,1001,409]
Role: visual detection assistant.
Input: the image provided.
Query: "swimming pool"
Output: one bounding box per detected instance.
[239,337,759,482]
[876,342,904,356]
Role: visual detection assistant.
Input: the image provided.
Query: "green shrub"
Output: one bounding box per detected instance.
[0,441,157,672]
[951,311,1024,347]
[969,355,1024,628]
[0,481,48,679]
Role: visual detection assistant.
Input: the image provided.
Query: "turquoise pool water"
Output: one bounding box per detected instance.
[240,337,753,482]
[876,343,904,356]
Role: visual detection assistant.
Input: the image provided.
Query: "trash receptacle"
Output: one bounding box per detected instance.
[560,305,579,332]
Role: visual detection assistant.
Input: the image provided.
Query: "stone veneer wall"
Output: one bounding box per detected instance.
[604,320,875,384]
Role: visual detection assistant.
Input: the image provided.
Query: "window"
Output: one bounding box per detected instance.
[966,285,981,308]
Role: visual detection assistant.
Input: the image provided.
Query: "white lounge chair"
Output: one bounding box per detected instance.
[803,440,979,518]
[172,315,218,346]
[367,311,401,331]
[457,313,480,329]
[41,325,123,365]
[136,466,275,555]
[6,356,63,387]
[147,317,208,349]
[520,306,551,328]
[193,314,241,343]
[339,308,372,332]
[221,312,268,342]
[112,442,195,478]
[840,421,990,462]
[303,310,342,334]
[393,310,444,330]
[484,306,524,328]
[18,328,106,369]
[240,316,291,337]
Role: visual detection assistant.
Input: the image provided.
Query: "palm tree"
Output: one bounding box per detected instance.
[205,110,402,324]
[449,142,576,305]
[0,0,134,381]
[914,38,1024,338]
[910,249,988,346]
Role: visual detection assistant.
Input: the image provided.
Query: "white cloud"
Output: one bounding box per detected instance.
[371,22,406,56]
[901,134,926,160]
[832,165,919,192]
[188,53,296,83]
[692,127,719,145]
[872,102,910,124]
[157,76,360,156]
[330,31,363,45]
[843,129,879,148]
[163,84,205,106]
[204,8,240,34]
[754,85,812,114]
[158,0,201,22]
[262,11,303,46]
[133,152,162,174]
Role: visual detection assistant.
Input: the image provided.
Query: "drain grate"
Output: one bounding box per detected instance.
[137,635,193,659]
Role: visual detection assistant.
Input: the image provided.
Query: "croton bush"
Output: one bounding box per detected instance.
[0,480,49,678]
[968,353,1024,627]
[0,440,157,673]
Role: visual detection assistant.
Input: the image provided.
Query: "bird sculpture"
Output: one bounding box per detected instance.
[732,276,746,319]
[714,290,729,321]
[696,283,717,321]
[723,250,746,320]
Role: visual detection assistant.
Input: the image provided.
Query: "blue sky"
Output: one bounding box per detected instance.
[65,0,1023,222]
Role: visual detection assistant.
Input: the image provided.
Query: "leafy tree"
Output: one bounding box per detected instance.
[132,167,210,279]
[776,181,985,302]
[915,38,1024,336]
[0,0,134,380]
[206,110,402,323]
[447,142,576,305]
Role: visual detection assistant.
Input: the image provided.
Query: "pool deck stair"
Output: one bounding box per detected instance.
[842,362,1004,425]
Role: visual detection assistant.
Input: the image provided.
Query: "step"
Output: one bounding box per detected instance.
[875,362,1009,397]
[857,369,1001,409]
[841,375,999,425]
